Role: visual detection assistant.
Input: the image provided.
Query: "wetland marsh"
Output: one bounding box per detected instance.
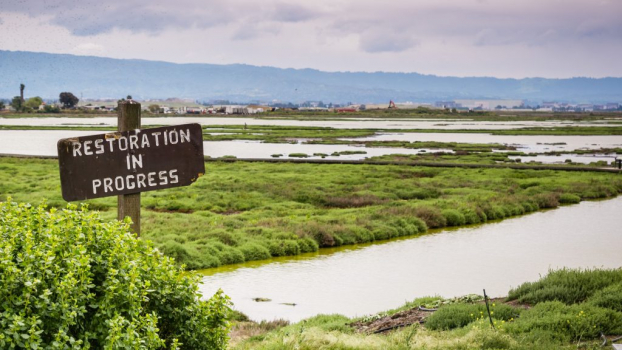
[3,110,622,349]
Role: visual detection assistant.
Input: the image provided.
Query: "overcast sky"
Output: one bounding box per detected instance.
[1,0,621,78]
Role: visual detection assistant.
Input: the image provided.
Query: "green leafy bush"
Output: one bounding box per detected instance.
[0,200,231,349]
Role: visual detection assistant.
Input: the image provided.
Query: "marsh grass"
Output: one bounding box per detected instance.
[234,269,622,349]
[202,125,376,143]
[1,157,621,269]
[234,313,603,350]
[505,301,622,342]
[587,283,622,312]
[507,268,622,305]
[425,303,521,331]
[287,153,309,158]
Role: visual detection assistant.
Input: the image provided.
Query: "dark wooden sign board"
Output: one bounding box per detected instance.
[58,123,205,202]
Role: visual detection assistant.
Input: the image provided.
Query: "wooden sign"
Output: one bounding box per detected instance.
[58,123,205,201]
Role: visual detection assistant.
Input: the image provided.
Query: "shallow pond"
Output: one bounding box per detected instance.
[1,129,619,163]
[198,197,622,322]
[203,140,451,159]
[0,130,446,159]
[0,116,617,130]
[0,130,102,156]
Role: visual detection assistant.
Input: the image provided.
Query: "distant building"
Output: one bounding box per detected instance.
[454,99,524,110]
[541,101,558,108]
[299,107,329,112]
[300,101,326,108]
[225,105,248,114]
[81,104,114,111]
[435,101,461,109]
[576,104,594,112]
[246,105,272,114]
[185,107,203,114]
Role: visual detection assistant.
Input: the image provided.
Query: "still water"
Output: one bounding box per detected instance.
[0,129,618,162]
[0,130,441,159]
[0,116,617,130]
[198,197,622,322]
[203,141,451,159]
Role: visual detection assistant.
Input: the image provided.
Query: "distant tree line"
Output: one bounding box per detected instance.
[5,84,78,113]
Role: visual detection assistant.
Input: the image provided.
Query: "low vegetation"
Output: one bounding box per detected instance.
[368,152,617,167]
[1,157,621,270]
[265,107,622,122]
[202,125,376,143]
[0,199,231,349]
[232,268,622,349]
[202,125,622,145]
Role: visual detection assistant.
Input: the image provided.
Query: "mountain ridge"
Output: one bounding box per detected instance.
[1,50,620,103]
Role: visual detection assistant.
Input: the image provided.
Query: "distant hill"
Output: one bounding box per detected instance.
[1,50,621,103]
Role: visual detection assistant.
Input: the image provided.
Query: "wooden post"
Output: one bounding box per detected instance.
[117,100,141,236]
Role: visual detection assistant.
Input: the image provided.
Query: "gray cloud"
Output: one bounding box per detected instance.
[1,0,320,36]
[232,24,260,41]
[270,2,321,23]
[1,0,621,78]
[359,30,419,53]
[324,0,622,50]
[232,23,282,41]
[2,0,238,35]
[5,0,622,45]
[574,20,622,38]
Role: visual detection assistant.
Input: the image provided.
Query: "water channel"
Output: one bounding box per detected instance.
[198,197,622,323]
[0,116,618,130]
[1,129,620,164]
[0,130,442,159]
